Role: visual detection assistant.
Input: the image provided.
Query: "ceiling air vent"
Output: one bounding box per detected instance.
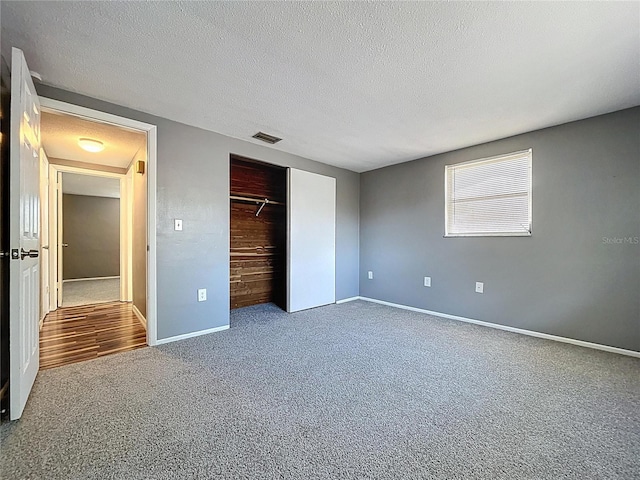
[252,132,282,144]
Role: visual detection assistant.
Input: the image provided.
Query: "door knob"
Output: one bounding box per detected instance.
[42,245,49,249]
[20,248,39,260]
[61,243,69,247]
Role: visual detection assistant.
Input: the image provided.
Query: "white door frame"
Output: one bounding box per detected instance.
[54,170,62,308]
[39,97,158,346]
[49,164,130,306]
[39,148,50,325]
[125,165,134,302]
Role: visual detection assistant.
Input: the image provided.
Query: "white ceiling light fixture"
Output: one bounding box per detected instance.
[78,138,105,153]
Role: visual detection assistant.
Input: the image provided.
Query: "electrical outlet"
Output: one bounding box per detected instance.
[174,219,183,231]
[368,271,374,280]
[197,288,207,302]
[475,282,484,294]
[424,276,431,287]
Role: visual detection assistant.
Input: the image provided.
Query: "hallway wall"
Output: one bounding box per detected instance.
[62,194,120,280]
[130,151,147,317]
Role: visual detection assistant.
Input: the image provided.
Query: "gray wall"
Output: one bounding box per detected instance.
[361,107,640,352]
[63,194,120,280]
[37,85,360,340]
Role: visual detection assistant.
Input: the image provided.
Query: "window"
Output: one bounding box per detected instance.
[445,149,532,237]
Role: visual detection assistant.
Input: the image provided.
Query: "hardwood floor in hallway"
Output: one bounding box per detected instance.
[40,302,147,370]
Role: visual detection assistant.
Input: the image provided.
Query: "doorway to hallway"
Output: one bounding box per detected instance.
[37,102,151,369]
[58,172,122,308]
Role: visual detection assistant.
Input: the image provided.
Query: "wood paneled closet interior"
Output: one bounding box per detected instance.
[229,155,287,310]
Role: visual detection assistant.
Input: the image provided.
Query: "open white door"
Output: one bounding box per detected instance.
[9,48,41,420]
[287,168,336,312]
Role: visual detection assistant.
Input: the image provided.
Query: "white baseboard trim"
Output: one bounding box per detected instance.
[356,296,640,359]
[64,276,120,283]
[155,325,230,346]
[336,296,360,304]
[132,304,147,330]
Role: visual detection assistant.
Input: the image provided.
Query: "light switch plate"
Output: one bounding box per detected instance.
[174,219,183,231]
[424,276,431,287]
[475,282,484,294]
[368,271,374,280]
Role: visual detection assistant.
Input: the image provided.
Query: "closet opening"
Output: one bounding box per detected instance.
[230,155,287,310]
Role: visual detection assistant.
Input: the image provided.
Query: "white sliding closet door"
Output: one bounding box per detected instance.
[287,168,336,312]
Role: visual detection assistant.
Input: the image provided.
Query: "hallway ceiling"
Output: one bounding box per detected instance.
[41,110,146,169]
[3,2,639,173]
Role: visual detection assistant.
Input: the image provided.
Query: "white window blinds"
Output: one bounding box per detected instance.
[445,149,532,237]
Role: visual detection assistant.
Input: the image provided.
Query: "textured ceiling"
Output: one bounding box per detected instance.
[3,1,639,172]
[62,173,120,199]
[41,110,146,168]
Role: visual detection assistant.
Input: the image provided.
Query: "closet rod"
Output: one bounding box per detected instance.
[230,195,284,206]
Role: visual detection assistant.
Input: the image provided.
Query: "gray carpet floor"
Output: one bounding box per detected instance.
[1,301,639,479]
[62,278,120,307]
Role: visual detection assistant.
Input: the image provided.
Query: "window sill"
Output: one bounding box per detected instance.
[444,232,532,238]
